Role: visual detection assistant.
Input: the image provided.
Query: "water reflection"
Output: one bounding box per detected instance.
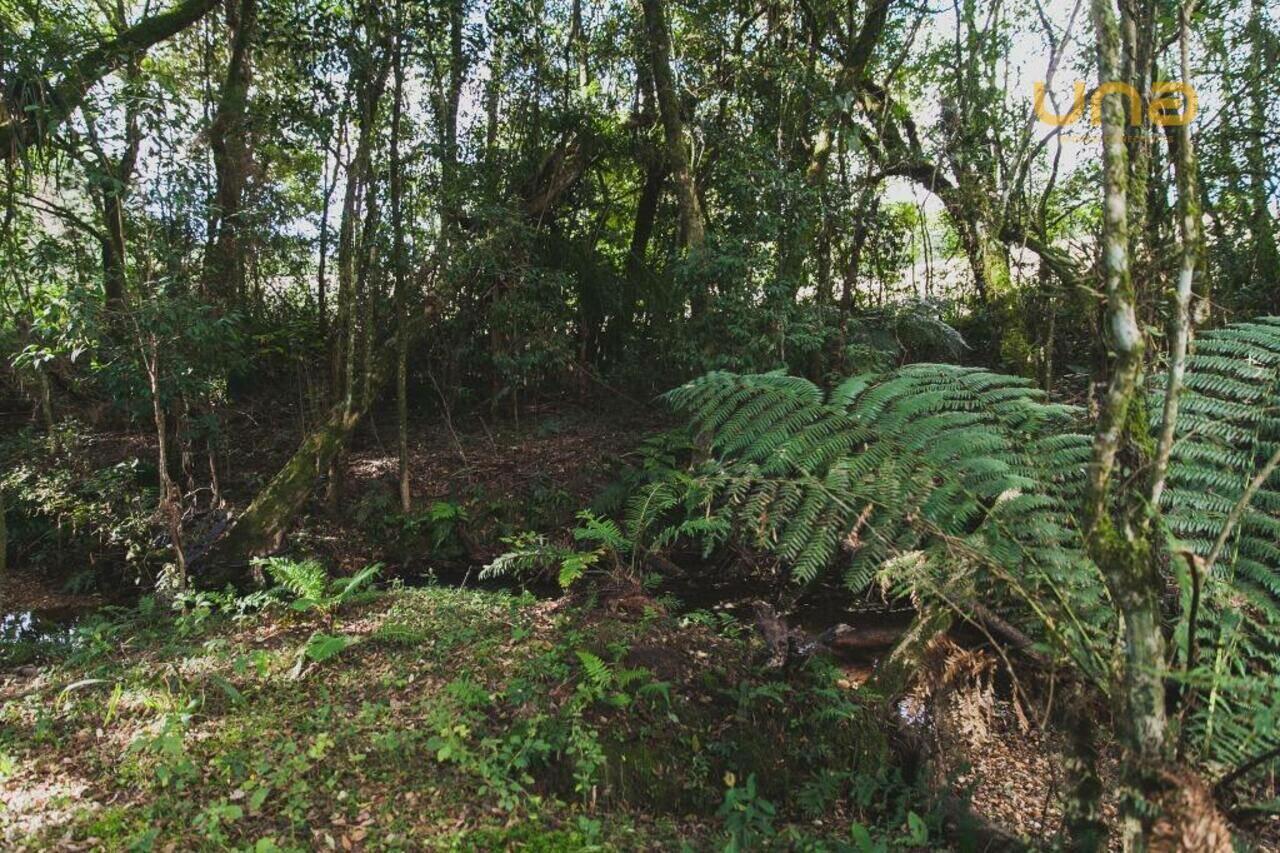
[0,609,81,646]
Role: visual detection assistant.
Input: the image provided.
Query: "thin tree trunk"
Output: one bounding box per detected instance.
[1084,2,1166,847]
[143,336,187,593]
[1150,5,1203,508]
[317,114,345,338]
[390,18,411,513]
[82,64,142,313]
[0,483,7,580]
[437,0,465,250]
[356,189,382,411]
[484,29,504,172]
[332,37,390,407]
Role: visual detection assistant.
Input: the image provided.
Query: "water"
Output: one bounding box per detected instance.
[0,608,83,649]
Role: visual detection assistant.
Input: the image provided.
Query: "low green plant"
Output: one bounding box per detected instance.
[717,772,777,852]
[481,511,637,589]
[403,500,471,557]
[254,557,381,625]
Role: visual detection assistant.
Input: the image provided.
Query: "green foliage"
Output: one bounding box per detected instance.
[1155,318,1280,791]
[660,364,1106,673]
[481,510,635,589]
[0,424,159,579]
[1159,319,1280,616]
[253,558,379,676]
[303,632,355,663]
[717,773,777,852]
[658,318,1280,795]
[258,556,328,603]
[255,557,380,620]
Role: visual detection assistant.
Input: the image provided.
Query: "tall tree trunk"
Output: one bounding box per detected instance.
[613,66,665,357]
[569,0,589,95]
[390,18,411,513]
[142,335,187,593]
[483,18,505,185]
[317,113,346,339]
[356,191,382,410]
[1150,6,1204,509]
[101,193,129,307]
[639,0,705,253]
[1083,2,1166,848]
[437,0,465,251]
[82,60,142,312]
[332,33,390,408]
[204,0,258,306]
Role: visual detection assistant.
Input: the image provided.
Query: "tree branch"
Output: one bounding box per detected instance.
[1,0,218,157]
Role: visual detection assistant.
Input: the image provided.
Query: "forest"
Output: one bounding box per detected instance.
[1,0,1278,848]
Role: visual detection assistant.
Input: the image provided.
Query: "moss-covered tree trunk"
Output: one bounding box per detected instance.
[639,0,705,253]
[1082,2,1168,847]
[202,405,364,586]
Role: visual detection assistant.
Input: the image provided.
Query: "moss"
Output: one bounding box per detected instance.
[204,407,362,584]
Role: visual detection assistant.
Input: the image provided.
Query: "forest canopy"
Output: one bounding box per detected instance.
[1,0,1279,849]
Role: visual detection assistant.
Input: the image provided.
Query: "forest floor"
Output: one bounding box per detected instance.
[1,583,938,851]
[0,398,1198,850]
[201,396,672,579]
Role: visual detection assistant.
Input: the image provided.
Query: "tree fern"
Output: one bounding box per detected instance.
[1154,318,1280,788]
[657,317,1280,796]
[662,363,1108,675]
[1158,318,1280,624]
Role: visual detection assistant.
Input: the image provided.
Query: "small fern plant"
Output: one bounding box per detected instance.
[254,556,381,626]
[481,511,633,589]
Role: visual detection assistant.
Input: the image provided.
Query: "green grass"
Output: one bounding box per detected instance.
[0,584,932,851]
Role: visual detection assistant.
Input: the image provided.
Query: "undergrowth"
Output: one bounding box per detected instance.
[0,579,942,850]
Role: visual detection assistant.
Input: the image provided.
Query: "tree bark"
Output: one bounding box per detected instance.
[1084,2,1167,848]
[204,0,259,305]
[1150,5,1204,508]
[204,404,364,583]
[435,0,465,250]
[80,58,142,311]
[332,26,390,407]
[639,0,705,252]
[390,17,411,513]
[141,335,187,593]
[317,112,346,338]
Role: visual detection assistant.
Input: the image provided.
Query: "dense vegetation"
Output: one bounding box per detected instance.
[2,0,1279,848]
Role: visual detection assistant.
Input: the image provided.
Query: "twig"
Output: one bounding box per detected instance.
[1204,446,1280,575]
[1214,742,1280,798]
